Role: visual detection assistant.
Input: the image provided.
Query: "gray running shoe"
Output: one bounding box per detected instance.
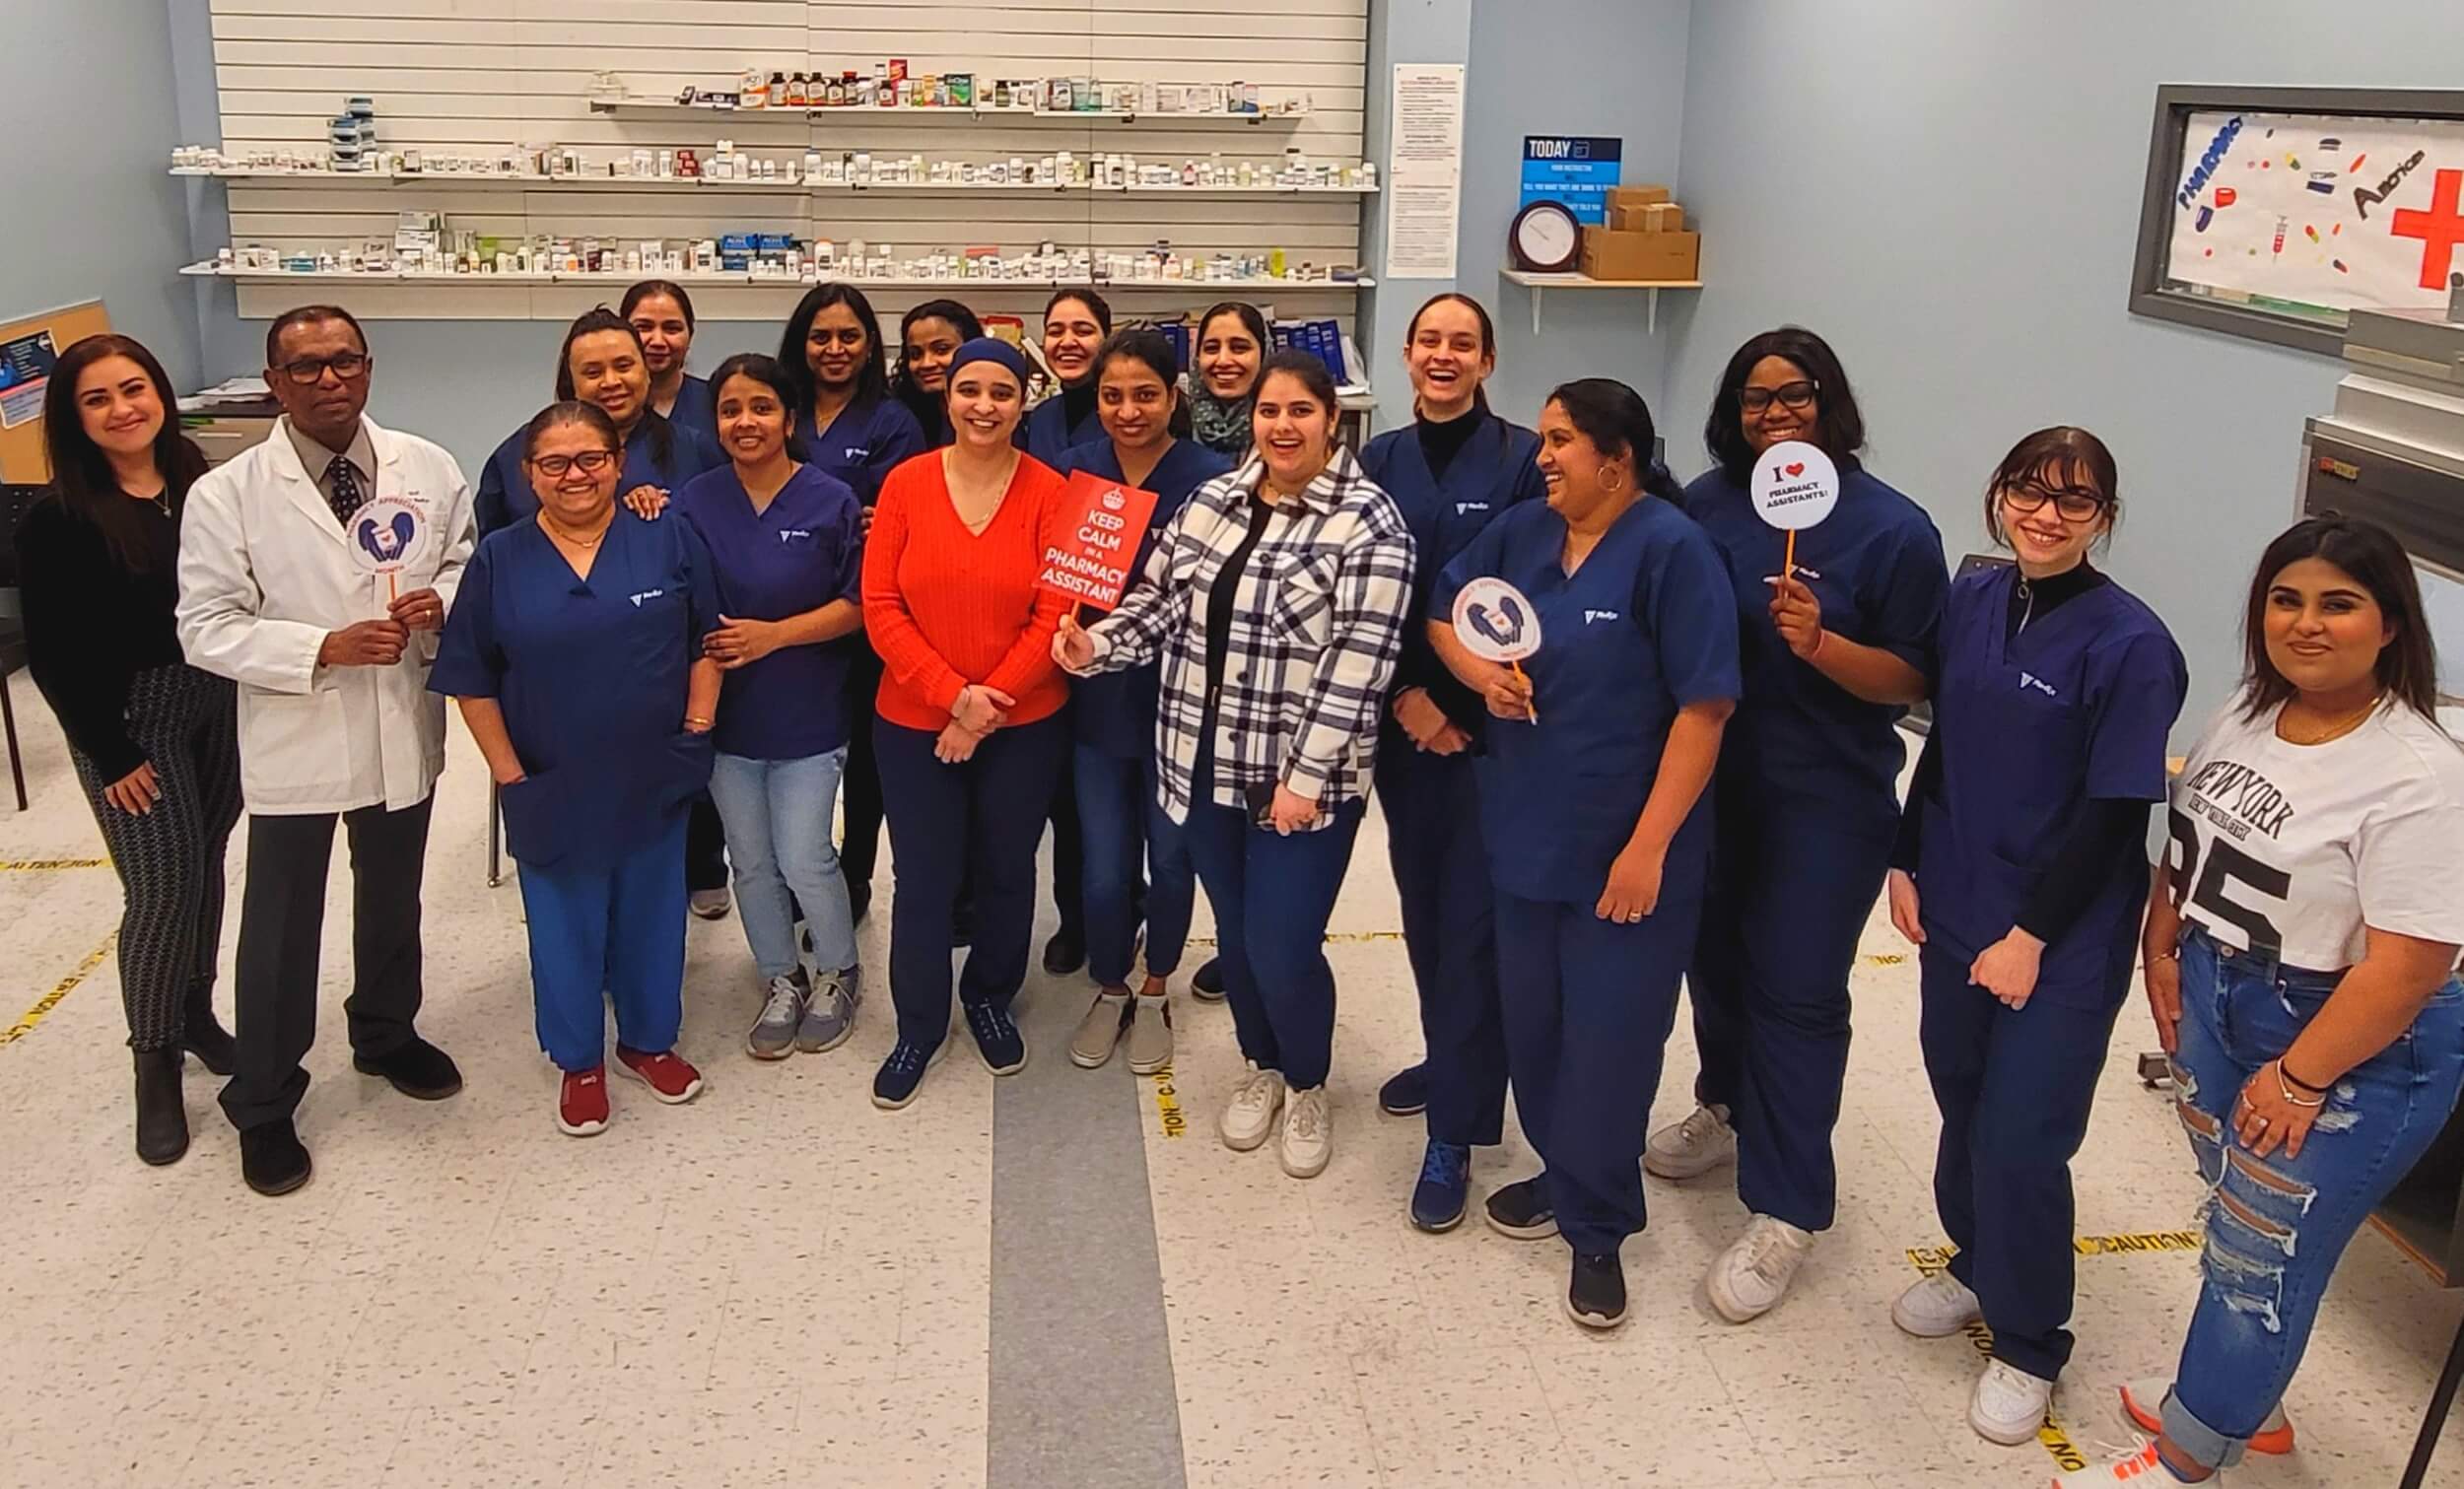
[797,967,858,1053]
[1126,995,1173,1075]
[747,969,809,1060]
[1069,990,1131,1068]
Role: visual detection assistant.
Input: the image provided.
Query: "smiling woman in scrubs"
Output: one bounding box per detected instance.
[1431,377,1737,1329]
[893,299,984,450]
[1358,293,1545,1232]
[624,280,716,444]
[1651,326,1949,1323]
[1882,429,2186,1446]
[1020,289,1113,466]
[431,402,723,1137]
[1055,330,1232,1076]
[671,355,868,1065]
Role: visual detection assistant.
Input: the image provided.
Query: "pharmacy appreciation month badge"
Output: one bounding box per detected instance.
[1451,576,1541,663]
[348,498,429,604]
[1036,470,1161,611]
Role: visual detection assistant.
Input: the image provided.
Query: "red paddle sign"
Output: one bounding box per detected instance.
[1037,470,1161,611]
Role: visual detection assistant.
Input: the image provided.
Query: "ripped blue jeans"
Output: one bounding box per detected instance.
[2161,926,2464,1469]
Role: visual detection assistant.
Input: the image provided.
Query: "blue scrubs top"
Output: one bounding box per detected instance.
[1435,497,1742,906]
[1361,412,1546,737]
[1682,463,1947,818]
[1051,436,1235,758]
[430,509,721,870]
[1019,392,1102,467]
[664,373,718,446]
[801,394,925,508]
[673,462,867,761]
[475,414,720,536]
[1912,567,2186,1002]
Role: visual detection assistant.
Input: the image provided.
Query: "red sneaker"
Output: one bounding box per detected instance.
[614,1047,704,1104]
[558,1067,610,1136]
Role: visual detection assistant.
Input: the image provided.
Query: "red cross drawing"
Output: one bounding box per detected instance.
[2391,167,2464,291]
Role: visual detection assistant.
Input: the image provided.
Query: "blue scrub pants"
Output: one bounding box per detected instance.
[1179,744,1363,1092]
[708,747,856,980]
[515,814,689,1072]
[1377,744,1505,1148]
[1498,887,1697,1255]
[874,714,1067,1049]
[1688,778,1894,1233]
[1075,745,1197,986]
[1917,935,2128,1382]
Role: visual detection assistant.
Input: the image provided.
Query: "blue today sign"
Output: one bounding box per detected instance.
[1519,136,1624,224]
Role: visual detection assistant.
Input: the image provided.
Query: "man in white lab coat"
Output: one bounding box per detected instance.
[177,306,477,1196]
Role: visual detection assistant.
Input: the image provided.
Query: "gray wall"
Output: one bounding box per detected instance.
[1666,0,2464,724]
[0,0,199,389]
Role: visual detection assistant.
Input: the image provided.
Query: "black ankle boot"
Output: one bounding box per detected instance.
[134,1048,189,1166]
[182,989,238,1077]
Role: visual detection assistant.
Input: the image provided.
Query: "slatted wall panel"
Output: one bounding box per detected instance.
[207,0,1369,331]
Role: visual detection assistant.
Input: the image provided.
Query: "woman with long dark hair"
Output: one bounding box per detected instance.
[893,299,984,449]
[477,307,719,537]
[1430,376,1736,1328]
[1650,326,1949,1324]
[1055,330,1232,1076]
[623,280,716,443]
[1884,429,2186,1445]
[1186,302,1267,460]
[1357,292,1546,1232]
[17,334,242,1163]
[781,281,925,509]
[1019,288,1113,465]
[2067,514,2464,1484]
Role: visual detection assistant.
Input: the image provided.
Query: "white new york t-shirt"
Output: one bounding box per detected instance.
[2167,699,2464,971]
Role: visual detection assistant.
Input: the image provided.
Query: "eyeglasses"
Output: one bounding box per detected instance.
[527,449,618,478]
[2000,480,2110,523]
[277,352,369,385]
[1740,380,1817,415]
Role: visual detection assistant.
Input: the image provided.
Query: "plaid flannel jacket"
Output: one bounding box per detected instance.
[1083,446,1415,827]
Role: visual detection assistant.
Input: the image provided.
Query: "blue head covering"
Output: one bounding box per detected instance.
[946,337,1029,389]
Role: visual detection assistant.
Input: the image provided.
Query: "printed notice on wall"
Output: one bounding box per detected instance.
[1385,63,1466,280]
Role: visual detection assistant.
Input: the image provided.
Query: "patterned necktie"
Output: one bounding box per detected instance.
[325,454,369,526]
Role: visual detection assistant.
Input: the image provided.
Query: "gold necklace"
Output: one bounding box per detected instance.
[2277,695,2380,746]
[540,510,612,550]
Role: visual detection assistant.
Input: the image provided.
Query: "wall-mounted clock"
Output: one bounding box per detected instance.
[1509,200,1581,273]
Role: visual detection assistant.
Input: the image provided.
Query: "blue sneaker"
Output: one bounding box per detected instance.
[1410,1139,1472,1232]
[965,1000,1027,1075]
[871,1038,945,1111]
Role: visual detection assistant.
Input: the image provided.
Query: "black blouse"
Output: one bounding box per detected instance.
[14,494,187,780]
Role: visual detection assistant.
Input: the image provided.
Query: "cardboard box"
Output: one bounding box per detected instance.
[1609,200,1685,232]
[1582,226,1699,282]
[1608,183,1672,208]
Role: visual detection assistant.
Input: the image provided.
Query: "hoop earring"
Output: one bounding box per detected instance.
[1603,471,1624,492]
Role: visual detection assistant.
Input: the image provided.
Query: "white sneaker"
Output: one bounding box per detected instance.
[1891,1271,1984,1337]
[1967,1358,2053,1446]
[2051,1440,2189,1485]
[1706,1213,1813,1322]
[1219,1061,1285,1151]
[1279,1085,1332,1179]
[1644,1103,1736,1180]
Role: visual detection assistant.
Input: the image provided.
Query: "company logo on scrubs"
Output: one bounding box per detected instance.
[843,446,869,462]
[1583,609,1620,625]
[2019,670,2059,699]
[779,528,813,543]
[630,587,666,608]
[1454,501,1490,516]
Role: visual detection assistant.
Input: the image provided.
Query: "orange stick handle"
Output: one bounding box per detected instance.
[387,571,399,604]
[1509,657,1537,724]
[1783,528,1798,580]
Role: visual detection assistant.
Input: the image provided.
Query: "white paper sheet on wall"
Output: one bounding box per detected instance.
[1385,64,1466,281]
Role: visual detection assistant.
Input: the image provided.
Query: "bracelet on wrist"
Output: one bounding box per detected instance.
[2273,1061,2327,1109]
[2278,1057,2330,1095]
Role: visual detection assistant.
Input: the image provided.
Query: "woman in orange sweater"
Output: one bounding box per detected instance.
[862,338,1072,1110]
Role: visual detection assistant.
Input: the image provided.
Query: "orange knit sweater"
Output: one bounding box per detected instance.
[861,449,1071,732]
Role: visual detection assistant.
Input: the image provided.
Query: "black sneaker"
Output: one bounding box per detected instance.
[1042,926,1086,977]
[1567,1251,1628,1330]
[1483,1176,1558,1240]
[352,1036,463,1101]
[965,1001,1027,1075]
[1379,1062,1430,1117]
[240,1118,312,1196]
[871,1040,943,1110]
[1191,957,1227,1002]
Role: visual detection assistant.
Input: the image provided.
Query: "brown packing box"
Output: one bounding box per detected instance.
[1608,183,1672,208]
[1581,226,1700,282]
[1609,200,1685,232]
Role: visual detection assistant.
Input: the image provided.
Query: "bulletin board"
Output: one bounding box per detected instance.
[2131,86,2464,356]
[0,300,111,483]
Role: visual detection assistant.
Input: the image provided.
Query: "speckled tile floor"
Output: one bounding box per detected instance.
[4,665,2462,1488]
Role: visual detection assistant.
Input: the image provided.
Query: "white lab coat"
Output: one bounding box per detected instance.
[176,416,476,815]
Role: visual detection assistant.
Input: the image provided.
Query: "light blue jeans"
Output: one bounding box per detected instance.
[708,748,856,981]
[2160,925,2464,1469]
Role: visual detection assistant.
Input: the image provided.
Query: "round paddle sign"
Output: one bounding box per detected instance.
[1451,576,1542,663]
[1748,440,1840,531]
[347,498,428,575]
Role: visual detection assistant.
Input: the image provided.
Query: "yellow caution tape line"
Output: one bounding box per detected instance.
[1908,1232,2203,1270]
[1902,1244,2125,1472]
[0,858,109,871]
[0,932,117,1048]
[1146,1063,1189,1140]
